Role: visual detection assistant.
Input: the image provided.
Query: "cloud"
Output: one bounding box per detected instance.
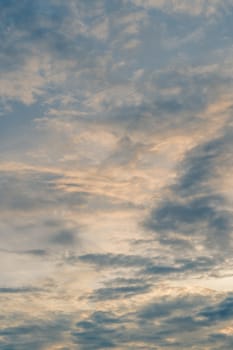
[145,132,233,252]
[130,0,232,16]
[90,278,152,301]
[1,0,233,349]
[50,230,76,246]
[199,296,233,322]
[0,287,41,294]
[70,290,233,349]
[0,317,71,350]
[72,311,128,349]
[77,253,150,268]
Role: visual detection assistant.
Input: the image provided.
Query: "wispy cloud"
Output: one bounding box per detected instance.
[0,0,233,348]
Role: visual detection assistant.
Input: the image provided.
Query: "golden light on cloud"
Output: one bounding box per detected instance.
[0,0,233,348]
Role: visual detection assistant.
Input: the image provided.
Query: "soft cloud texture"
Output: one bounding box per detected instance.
[0,0,233,349]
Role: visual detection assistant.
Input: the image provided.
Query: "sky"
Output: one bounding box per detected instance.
[0,0,233,349]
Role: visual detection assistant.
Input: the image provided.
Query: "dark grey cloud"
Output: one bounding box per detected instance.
[0,248,48,257]
[142,256,217,277]
[0,287,41,294]
[146,194,230,241]
[90,279,151,301]
[175,135,232,196]
[78,252,217,275]
[138,294,207,321]
[130,293,233,348]
[208,332,233,350]
[22,249,48,256]
[145,132,233,252]
[0,0,109,76]
[73,311,127,350]
[0,0,65,71]
[72,293,233,349]
[77,253,150,268]
[50,230,76,246]
[0,316,71,350]
[78,252,192,277]
[199,295,233,323]
[75,252,218,300]
[2,293,233,350]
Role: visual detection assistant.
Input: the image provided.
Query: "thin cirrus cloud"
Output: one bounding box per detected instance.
[0,0,233,349]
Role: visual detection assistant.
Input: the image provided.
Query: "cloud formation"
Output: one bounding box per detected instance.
[0,0,233,349]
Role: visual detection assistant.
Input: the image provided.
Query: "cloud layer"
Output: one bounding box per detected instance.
[0,0,233,349]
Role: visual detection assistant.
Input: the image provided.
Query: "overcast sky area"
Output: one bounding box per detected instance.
[0,0,233,349]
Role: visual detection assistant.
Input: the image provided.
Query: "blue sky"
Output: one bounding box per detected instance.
[0,0,233,349]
